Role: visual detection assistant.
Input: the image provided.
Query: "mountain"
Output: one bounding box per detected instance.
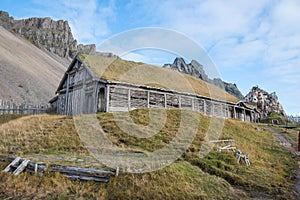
[243,86,286,118]
[0,10,106,104]
[163,57,244,99]
[0,26,66,104]
[0,10,95,59]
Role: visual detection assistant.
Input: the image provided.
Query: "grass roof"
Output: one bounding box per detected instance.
[78,54,239,103]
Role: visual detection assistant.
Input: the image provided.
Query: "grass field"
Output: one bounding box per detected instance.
[0,110,299,199]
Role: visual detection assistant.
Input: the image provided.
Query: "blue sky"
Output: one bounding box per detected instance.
[1,0,300,115]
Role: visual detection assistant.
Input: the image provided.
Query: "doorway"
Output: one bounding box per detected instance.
[98,88,105,112]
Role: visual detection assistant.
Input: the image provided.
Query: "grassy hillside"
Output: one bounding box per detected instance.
[260,111,287,125]
[0,110,298,199]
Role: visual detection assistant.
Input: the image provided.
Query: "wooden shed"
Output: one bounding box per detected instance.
[51,54,260,122]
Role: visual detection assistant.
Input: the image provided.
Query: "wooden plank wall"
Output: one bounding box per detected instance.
[0,99,48,115]
[56,60,98,115]
[108,86,231,119]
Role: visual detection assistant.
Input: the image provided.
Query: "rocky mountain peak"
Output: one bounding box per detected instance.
[162,57,243,99]
[244,86,286,118]
[0,10,96,59]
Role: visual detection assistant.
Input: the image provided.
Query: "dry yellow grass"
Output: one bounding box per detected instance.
[80,54,238,103]
[0,112,298,199]
[0,114,87,156]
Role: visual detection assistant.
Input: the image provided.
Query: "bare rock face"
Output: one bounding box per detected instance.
[163,57,244,99]
[77,44,96,55]
[0,11,14,30]
[244,86,286,118]
[0,10,97,59]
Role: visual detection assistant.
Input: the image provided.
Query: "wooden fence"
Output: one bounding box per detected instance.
[0,99,49,115]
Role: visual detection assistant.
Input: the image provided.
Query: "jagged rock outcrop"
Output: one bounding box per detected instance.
[163,57,244,99]
[243,86,286,118]
[0,10,95,59]
[77,44,96,55]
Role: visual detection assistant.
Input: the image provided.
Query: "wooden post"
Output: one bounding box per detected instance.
[106,85,110,112]
[220,104,223,118]
[233,106,237,119]
[93,82,98,113]
[179,96,182,109]
[128,88,131,111]
[65,73,70,115]
[243,109,246,121]
[81,68,87,114]
[192,98,195,111]
[203,100,206,114]
[164,93,167,108]
[147,91,150,108]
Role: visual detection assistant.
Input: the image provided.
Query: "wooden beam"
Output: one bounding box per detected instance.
[192,98,195,111]
[147,90,150,108]
[13,160,30,176]
[93,81,98,113]
[128,88,131,111]
[3,157,20,172]
[65,73,70,115]
[178,96,182,109]
[164,93,167,108]
[233,106,237,119]
[106,85,110,112]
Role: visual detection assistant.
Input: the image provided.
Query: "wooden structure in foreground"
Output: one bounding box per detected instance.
[51,54,260,122]
[2,156,116,183]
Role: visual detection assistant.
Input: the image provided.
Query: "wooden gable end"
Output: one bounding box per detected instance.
[56,56,94,93]
[236,101,251,110]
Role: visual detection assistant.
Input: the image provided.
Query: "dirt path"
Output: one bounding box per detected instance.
[264,125,300,192]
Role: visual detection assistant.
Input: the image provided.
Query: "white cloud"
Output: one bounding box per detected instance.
[14,0,300,114]
[30,0,115,44]
[126,0,300,114]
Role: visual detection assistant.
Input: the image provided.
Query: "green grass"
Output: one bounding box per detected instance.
[260,111,287,125]
[277,126,300,151]
[0,161,239,200]
[185,119,297,198]
[0,110,299,199]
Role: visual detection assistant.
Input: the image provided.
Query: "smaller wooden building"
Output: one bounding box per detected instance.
[51,54,260,122]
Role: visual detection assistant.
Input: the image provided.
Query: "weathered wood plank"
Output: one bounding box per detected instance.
[3,157,20,172]
[13,159,29,175]
[4,156,116,182]
[64,175,109,182]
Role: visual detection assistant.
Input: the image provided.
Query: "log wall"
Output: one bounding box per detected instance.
[107,85,234,119]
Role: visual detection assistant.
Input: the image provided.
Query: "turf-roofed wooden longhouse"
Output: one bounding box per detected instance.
[50,54,260,122]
